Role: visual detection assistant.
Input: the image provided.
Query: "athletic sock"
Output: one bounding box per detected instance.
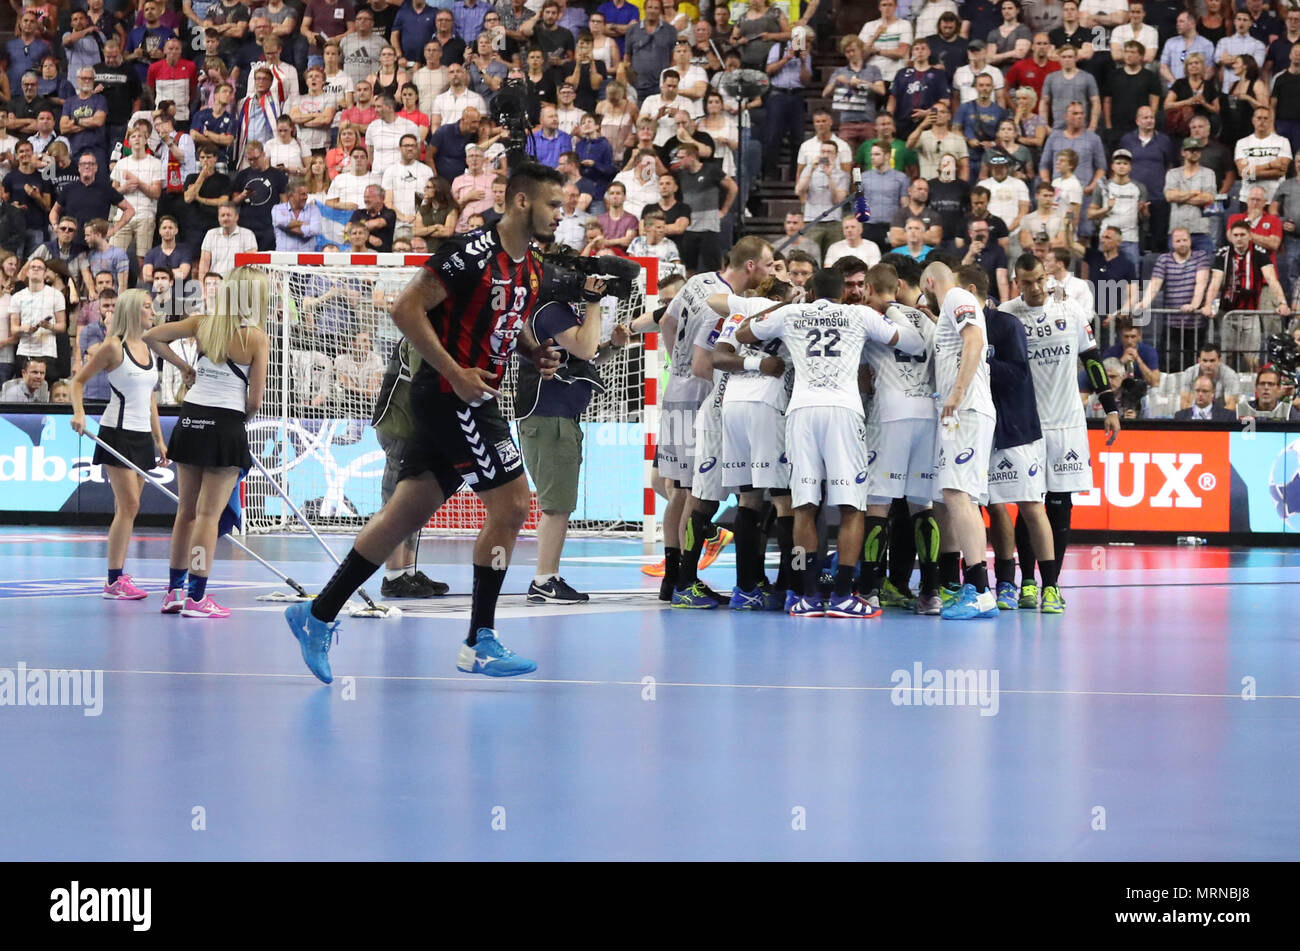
[791,567,805,598]
[963,560,989,593]
[169,567,187,591]
[678,511,712,588]
[533,574,556,586]
[1015,511,1037,586]
[1040,558,1061,588]
[1045,491,1073,591]
[774,515,795,590]
[803,561,821,597]
[108,568,123,585]
[994,558,1017,586]
[939,551,962,588]
[834,564,855,598]
[860,515,888,594]
[311,548,380,623]
[384,568,407,582]
[468,563,507,644]
[733,507,761,591]
[187,574,208,602]
[912,510,940,593]
[888,499,917,589]
[663,547,681,588]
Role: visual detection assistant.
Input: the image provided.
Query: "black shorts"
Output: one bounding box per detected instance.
[398,383,524,498]
[93,426,157,472]
[168,405,252,470]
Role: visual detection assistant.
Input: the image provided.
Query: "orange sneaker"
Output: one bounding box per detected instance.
[697,527,733,571]
[641,557,666,577]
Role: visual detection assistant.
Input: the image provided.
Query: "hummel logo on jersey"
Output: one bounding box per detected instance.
[997,457,1015,470]
[1064,449,1080,462]
[955,448,975,464]
[698,456,718,473]
[465,233,495,256]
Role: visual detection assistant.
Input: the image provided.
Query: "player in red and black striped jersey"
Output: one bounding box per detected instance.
[287,162,567,684]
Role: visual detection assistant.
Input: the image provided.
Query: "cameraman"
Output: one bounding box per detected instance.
[517,267,630,604]
[1238,366,1300,420]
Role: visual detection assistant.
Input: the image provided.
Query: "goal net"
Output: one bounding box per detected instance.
[236,252,660,540]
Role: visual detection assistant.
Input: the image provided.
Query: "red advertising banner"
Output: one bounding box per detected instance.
[1071,429,1232,532]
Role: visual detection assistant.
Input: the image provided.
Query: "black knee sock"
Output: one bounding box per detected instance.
[834,563,855,598]
[734,507,761,591]
[311,548,380,622]
[664,547,681,587]
[774,515,795,590]
[859,515,888,594]
[468,563,507,643]
[1015,511,1037,585]
[803,557,822,597]
[912,510,940,593]
[939,551,962,588]
[791,567,805,598]
[677,511,713,588]
[994,558,1017,585]
[888,500,917,591]
[1044,492,1073,588]
[963,559,989,593]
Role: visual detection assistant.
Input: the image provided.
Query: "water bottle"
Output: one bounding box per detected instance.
[1176,535,1208,546]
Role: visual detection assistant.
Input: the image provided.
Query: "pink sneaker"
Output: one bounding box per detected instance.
[103,575,148,600]
[161,588,186,614]
[181,596,232,619]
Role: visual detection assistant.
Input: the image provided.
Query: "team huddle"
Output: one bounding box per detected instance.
[653,238,1120,620]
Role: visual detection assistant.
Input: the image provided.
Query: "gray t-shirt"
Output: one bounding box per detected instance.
[340,33,388,85]
[679,162,726,233]
[828,64,882,123]
[1042,69,1099,127]
[1180,363,1241,402]
[1270,177,1300,236]
[1165,165,1217,235]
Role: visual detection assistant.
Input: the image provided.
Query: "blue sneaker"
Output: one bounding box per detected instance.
[672,581,720,609]
[788,595,826,617]
[456,629,537,677]
[995,581,1019,610]
[825,594,882,619]
[286,601,338,684]
[784,589,800,613]
[940,584,999,620]
[729,586,765,610]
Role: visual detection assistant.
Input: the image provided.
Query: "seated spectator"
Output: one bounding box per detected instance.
[397,83,432,138]
[326,147,381,211]
[890,216,936,263]
[627,210,681,266]
[197,202,258,282]
[479,178,508,229]
[528,104,575,168]
[273,178,324,251]
[1101,316,1161,389]
[326,126,365,180]
[142,216,195,282]
[555,183,588,250]
[824,215,882,269]
[266,116,310,172]
[574,113,616,199]
[333,329,385,403]
[1174,373,1238,420]
[349,185,397,251]
[611,150,658,218]
[1237,366,1300,420]
[451,149,497,231]
[49,379,70,403]
[412,176,459,252]
[1178,345,1242,412]
[580,216,605,256]
[595,182,638,252]
[0,357,50,402]
[429,107,481,183]
[778,212,822,265]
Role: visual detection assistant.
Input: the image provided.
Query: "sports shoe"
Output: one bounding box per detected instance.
[410,571,449,596]
[881,578,916,609]
[456,629,537,677]
[527,576,590,604]
[1018,582,1039,609]
[103,575,147,600]
[939,584,999,620]
[915,591,943,615]
[160,587,186,614]
[181,596,231,618]
[758,580,785,611]
[788,595,826,617]
[641,557,666,577]
[826,594,882,619]
[939,583,963,607]
[381,572,450,599]
[995,581,1019,610]
[1040,585,1065,614]
[698,527,733,571]
[286,601,338,684]
[658,574,675,602]
[784,589,800,613]
[860,589,882,611]
[728,586,765,610]
[672,581,719,608]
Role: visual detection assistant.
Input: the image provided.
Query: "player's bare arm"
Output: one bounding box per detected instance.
[941,322,986,422]
[391,267,501,402]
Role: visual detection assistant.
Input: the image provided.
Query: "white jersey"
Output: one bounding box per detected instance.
[717,295,793,412]
[860,302,936,423]
[186,352,250,413]
[749,299,899,416]
[1001,295,1095,430]
[101,342,159,433]
[934,287,995,419]
[663,271,731,407]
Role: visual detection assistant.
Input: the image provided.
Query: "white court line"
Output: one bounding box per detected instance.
[19,666,1300,700]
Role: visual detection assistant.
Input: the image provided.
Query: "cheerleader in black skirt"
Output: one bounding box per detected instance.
[145,266,270,619]
[71,289,167,600]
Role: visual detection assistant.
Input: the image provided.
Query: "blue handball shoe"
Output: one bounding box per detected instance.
[729,586,766,610]
[286,601,338,684]
[456,629,538,677]
[939,584,999,620]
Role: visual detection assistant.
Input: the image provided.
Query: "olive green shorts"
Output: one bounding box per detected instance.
[518,415,584,514]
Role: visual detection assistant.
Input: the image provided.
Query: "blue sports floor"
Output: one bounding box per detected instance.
[0,526,1297,861]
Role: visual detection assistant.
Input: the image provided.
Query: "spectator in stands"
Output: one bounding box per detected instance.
[273,178,323,251]
[341,8,385,85]
[326,146,379,212]
[147,37,198,127]
[366,94,422,172]
[429,63,488,133]
[198,202,257,282]
[231,140,288,251]
[181,145,232,254]
[9,72,54,139]
[383,135,435,233]
[4,141,53,259]
[859,0,913,84]
[889,176,944,249]
[287,70,339,162]
[9,257,65,375]
[72,286,114,401]
[451,145,495,231]
[1085,149,1145,272]
[825,214,881,270]
[928,152,970,244]
[1235,106,1293,205]
[888,39,951,142]
[627,0,680,102]
[1004,32,1058,100]
[61,66,111,170]
[857,112,918,178]
[797,110,853,184]
[50,153,135,240]
[953,38,1004,108]
[1217,9,1267,92]
[190,82,238,170]
[27,215,82,275]
[977,154,1027,239]
[987,0,1032,68]
[958,73,1007,178]
[778,211,822,264]
[1160,10,1216,85]
[412,176,458,251]
[555,183,587,250]
[657,110,716,173]
[431,9,468,69]
[339,79,379,134]
[822,37,884,156]
[109,127,164,266]
[143,216,194,282]
[1041,103,1106,233]
[350,185,396,251]
[596,0,639,57]
[1228,185,1285,278]
[1238,366,1300,419]
[1101,315,1161,389]
[796,140,849,254]
[594,181,638,252]
[676,142,734,272]
[526,0,577,77]
[643,172,690,239]
[1162,52,1219,145]
[959,216,1009,301]
[627,209,681,266]
[925,8,968,79]
[265,115,310,173]
[1164,137,1219,257]
[1131,228,1211,366]
[1204,222,1290,372]
[1084,224,1139,322]
[892,216,936,263]
[81,218,130,293]
[1044,246,1093,314]
[0,180,24,255]
[611,150,655,217]
[301,0,355,59]
[1174,373,1238,420]
[48,379,70,403]
[575,113,616,198]
[764,26,814,181]
[333,329,385,402]
[907,100,968,182]
[1040,47,1099,134]
[0,357,49,402]
[1110,0,1157,62]
[528,104,575,169]
[861,143,909,250]
[1268,6,1300,78]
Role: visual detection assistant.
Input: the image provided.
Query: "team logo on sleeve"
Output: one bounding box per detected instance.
[450,253,465,270]
[954,304,976,324]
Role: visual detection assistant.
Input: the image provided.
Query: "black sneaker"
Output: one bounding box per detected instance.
[527,576,590,604]
[380,572,448,599]
[699,581,729,604]
[408,570,449,597]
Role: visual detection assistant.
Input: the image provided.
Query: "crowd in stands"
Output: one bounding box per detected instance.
[2,0,1300,422]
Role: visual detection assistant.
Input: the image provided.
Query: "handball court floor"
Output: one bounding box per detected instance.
[0,527,1297,862]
